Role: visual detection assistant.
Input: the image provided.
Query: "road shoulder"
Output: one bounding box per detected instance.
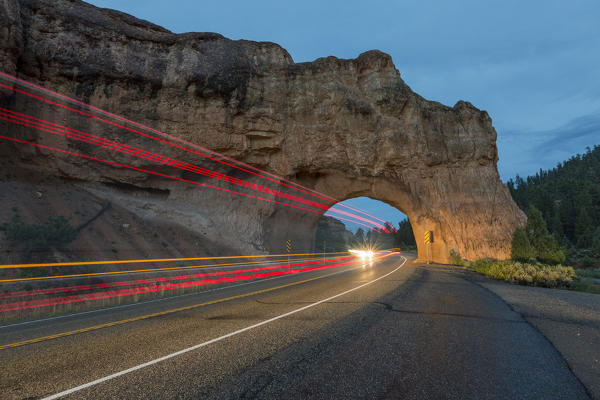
[470,273,600,399]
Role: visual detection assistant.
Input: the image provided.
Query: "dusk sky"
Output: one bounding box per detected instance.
[87,0,600,229]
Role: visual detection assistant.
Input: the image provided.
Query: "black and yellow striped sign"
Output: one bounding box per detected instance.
[424,230,434,244]
[286,239,292,253]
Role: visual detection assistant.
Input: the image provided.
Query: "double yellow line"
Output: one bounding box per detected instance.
[0,266,351,350]
[0,252,348,269]
[0,256,325,283]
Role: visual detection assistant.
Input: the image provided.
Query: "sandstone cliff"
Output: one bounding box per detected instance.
[0,0,525,263]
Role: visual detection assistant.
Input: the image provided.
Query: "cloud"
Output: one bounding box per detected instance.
[498,111,600,180]
[537,113,600,150]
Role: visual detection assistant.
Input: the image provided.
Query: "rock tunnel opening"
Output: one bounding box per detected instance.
[314,197,417,255]
[261,170,457,264]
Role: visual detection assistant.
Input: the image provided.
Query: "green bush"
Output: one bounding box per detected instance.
[449,249,466,266]
[535,234,566,264]
[1,214,78,250]
[468,259,575,288]
[511,227,536,261]
[469,258,494,273]
[570,277,600,294]
[525,206,566,264]
[576,268,600,278]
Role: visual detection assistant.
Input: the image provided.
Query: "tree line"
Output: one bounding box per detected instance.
[507,145,600,264]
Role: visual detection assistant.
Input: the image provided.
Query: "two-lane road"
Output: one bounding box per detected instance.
[0,253,590,399]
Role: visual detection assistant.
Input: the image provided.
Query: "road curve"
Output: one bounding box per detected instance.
[0,254,590,399]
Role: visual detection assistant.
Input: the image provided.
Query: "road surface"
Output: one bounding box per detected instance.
[0,253,591,399]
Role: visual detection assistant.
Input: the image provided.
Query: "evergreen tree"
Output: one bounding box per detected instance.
[536,234,566,264]
[511,227,536,261]
[575,207,593,248]
[525,206,549,250]
[365,229,374,244]
[592,227,600,258]
[354,228,365,246]
[394,218,416,248]
[507,145,600,253]
[525,205,565,264]
[551,204,563,238]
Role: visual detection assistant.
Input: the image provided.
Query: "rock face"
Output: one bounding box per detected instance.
[315,216,356,252]
[0,0,525,263]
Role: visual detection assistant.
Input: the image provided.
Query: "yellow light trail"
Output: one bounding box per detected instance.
[0,252,348,269]
[0,266,353,350]
[0,256,328,283]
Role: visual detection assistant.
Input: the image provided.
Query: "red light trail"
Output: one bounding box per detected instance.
[0,74,396,232]
[0,72,405,320]
[0,133,372,224]
[0,256,353,300]
[0,257,362,312]
[0,108,388,231]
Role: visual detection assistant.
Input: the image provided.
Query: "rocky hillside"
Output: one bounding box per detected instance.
[0,0,525,263]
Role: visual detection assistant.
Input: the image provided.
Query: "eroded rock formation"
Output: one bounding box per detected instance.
[0,0,525,263]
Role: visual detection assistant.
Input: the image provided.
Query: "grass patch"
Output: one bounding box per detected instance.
[575,268,600,279]
[569,277,600,294]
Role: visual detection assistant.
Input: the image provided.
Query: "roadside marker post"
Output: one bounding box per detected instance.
[286,239,292,267]
[424,230,434,264]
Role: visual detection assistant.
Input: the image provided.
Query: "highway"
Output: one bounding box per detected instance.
[0,252,591,399]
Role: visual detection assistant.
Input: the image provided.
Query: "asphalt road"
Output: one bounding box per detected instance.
[0,253,591,399]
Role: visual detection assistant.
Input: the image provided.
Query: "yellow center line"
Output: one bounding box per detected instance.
[0,256,328,283]
[0,264,359,350]
[0,252,348,269]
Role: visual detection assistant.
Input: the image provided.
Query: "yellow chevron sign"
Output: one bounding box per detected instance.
[424,230,434,244]
[286,239,292,253]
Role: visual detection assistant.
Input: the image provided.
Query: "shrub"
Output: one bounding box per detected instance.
[469,258,494,273]
[576,268,600,278]
[449,249,465,266]
[511,227,536,261]
[468,259,575,288]
[570,277,600,294]
[535,233,566,264]
[1,214,78,250]
[581,256,595,268]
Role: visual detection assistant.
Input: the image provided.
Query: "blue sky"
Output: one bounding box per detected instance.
[87,0,600,229]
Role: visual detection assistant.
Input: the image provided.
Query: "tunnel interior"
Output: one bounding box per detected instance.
[313,197,417,254]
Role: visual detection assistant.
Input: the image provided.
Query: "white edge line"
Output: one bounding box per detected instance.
[43,256,406,400]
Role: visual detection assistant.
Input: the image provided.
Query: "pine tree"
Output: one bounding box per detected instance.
[525,205,565,264]
[526,206,549,250]
[511,227,536,261]
[394,219,416,248]
[575,207,593,248]
[354,228,365,246]
[592,227,600,258]
[551,204,563,238]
